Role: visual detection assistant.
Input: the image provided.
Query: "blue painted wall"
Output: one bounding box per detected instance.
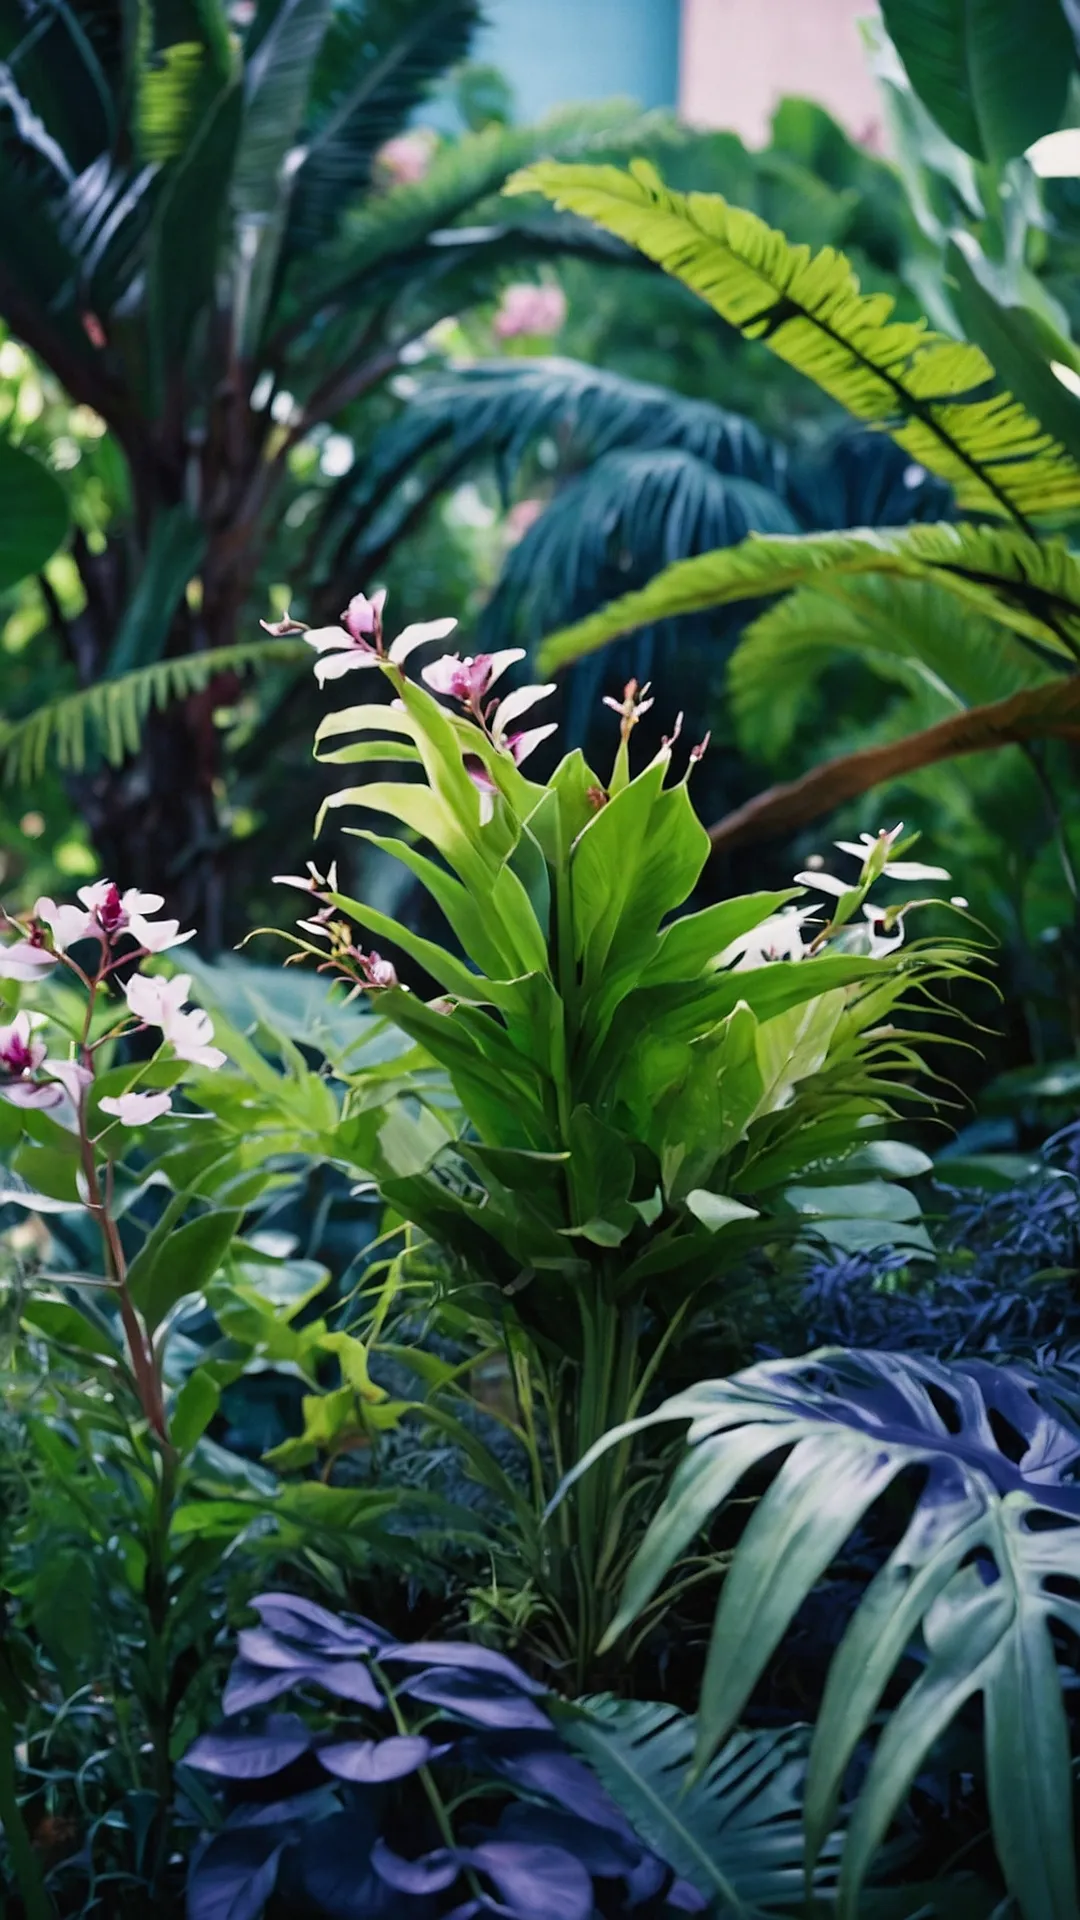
[473,0,681,119]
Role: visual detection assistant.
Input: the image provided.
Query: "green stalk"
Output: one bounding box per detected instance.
[0,1694,55,1920]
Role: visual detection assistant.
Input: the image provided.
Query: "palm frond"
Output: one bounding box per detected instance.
[510,159,1080,524]
[731,572,1051,763]
[708,675,1080,851]
[484,447,795,652]
[563,1695,841,1913]
[286,104,659,330]
[285,0,481,255]
[1,639,308,787]
[356,355,782,511]
[535,521,1080,672]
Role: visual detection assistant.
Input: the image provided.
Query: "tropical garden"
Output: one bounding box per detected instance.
[2,0,1080,1914]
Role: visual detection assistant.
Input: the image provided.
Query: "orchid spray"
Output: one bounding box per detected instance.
[259,588,971,1684]
[0,883,227,1891]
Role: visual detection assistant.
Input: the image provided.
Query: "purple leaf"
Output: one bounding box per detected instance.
[399,1669,552,1730]
[379,1641,546,1696]
[487,1742,635,1839]
[186,1832,284,1920]
[318,1734,433,1782]
[493,1803,640,1878]
[467,1840,594,1920]
[237,1627,314,1671]
[184,1714,310,1779]
[371,1839,461,1893]
[223,1662,316,1714]
[668,1876,711,1912]
[252,1591,387,1653]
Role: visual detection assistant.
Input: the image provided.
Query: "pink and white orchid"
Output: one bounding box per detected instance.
[125,973,226,1069]
[421,649,524,709]
[77,881,195,952]
[0,1012,90,1114]
[100,1089,174,1126]
[303,588,457,685]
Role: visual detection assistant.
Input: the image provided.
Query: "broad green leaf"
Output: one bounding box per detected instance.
[127,1207,241,1330]
[0,439,69,592]
[684,1190,760,1232]
[171,1368,221,1452]
[880,0,1074,161]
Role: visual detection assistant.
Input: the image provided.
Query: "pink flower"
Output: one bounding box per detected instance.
[376,130,435,187]
[493,284,567,340]
[0,924,59,980]
[505,498,544,545]
[304,588,457,685]
[359,951,398,989]
[0,1012,46,1081]
[100,1090,174,1126]
[125,972,226,1069]
[77,881,194,953]
[35,896,96,950]
[421,649,524,707]
[0,1013,90,1116]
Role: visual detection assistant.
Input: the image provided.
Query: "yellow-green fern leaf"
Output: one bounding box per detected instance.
[1,640,308,787]
[535,522,1080,672]
[509,160,1080,524]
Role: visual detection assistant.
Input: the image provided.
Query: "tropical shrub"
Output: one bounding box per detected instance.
[249,586,972,1685]
[184,1589,748,1919]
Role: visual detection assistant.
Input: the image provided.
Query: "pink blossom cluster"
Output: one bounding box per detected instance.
[0,881,225,1129]
[492,283,567,340]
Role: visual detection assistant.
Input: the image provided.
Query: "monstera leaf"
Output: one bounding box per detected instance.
[572,1349,1080,1920]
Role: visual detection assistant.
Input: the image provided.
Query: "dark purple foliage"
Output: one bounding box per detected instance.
[185,1596,699,1920]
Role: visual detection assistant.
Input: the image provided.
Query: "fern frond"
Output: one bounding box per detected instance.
[731,573,1051,762]
[1,639,308,787]
[510,159,1080,523]
[535,521,1080,672]
[565,1696,841,1911]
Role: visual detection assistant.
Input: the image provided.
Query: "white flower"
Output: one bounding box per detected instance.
[306,587,457,685]
[35,896,96,950]
[125,972,225,1069]
[861,902,905,957]
[719,904,821,971]
[167,1007,226,1069]
[100,1090,173,1126]
[833,830,949,883]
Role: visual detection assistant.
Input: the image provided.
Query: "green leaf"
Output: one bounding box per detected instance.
[536,521,1080,674]
[0,439,69,592]
[879,0,1075,161]
[948,236,1080,469]
[1,638,308,784]
[105,505,208,674]
[582,1350,1080,1920]
[127,1207,241,1331]
[684,1191,760,1233]
[512,159,1080,522]
[562,1697,840,1914]
[21,1297,120,1360]
[171,1368,221,1451]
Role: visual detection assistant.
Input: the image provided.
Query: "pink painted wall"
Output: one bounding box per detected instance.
[679,0,884,146]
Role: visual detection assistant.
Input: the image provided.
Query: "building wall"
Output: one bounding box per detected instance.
[473,0,682,122]
[678,0,883,144]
